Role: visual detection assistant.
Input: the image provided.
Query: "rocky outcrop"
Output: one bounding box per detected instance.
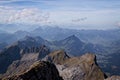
[58,53,105,80]
[20,45,50,59]
[2,48,118,80]
[105,76,120,80]
[2,61,63,80]
[44,50,105,80]
[0,45,50,78]
[43,50,70,64]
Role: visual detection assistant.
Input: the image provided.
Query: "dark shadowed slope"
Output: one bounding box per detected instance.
[2,61,63,80]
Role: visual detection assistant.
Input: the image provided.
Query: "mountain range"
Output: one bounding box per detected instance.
[1,49,120,80]
[0,26,120,79]
[0,26,120,45]
[0,34,119,76]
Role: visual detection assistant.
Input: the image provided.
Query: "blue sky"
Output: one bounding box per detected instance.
[0,0,120,31]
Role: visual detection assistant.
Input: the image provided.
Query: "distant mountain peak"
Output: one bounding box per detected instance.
[24,36,34,40]
[66,35,80,40]
[20,36,44,42]
[68,34,77,38]
[61,35,84,45]
[11,36,48,49]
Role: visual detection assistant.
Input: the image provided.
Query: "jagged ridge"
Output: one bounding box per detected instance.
[2,61,63,80]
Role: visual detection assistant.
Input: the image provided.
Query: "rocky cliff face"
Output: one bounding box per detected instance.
[2,61,63,80]
[44,50,105,80]
[0,45,21,73]
[20,45,50,59]
[0,45,50,78]
[43,50,70,64]
[1,49,120,80]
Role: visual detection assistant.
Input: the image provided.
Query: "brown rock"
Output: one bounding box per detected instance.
[2,61,63,80]
[45,50,105,80]
[43,50,70,64]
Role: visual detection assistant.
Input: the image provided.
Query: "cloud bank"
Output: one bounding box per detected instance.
[0,0,120,30]
[0,6,50,25]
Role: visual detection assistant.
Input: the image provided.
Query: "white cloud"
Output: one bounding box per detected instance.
[0,6,50,25]
[0,5,120,30]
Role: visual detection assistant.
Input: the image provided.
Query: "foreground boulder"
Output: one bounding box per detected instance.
[2,61,63,80]
[44,50,105,80]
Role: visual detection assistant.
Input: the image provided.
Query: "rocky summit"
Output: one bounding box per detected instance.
[58,54,105,80]
[43,50,70,64]
[2,61,63,80]
[1,49,120,80]
[44,50,105,80]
